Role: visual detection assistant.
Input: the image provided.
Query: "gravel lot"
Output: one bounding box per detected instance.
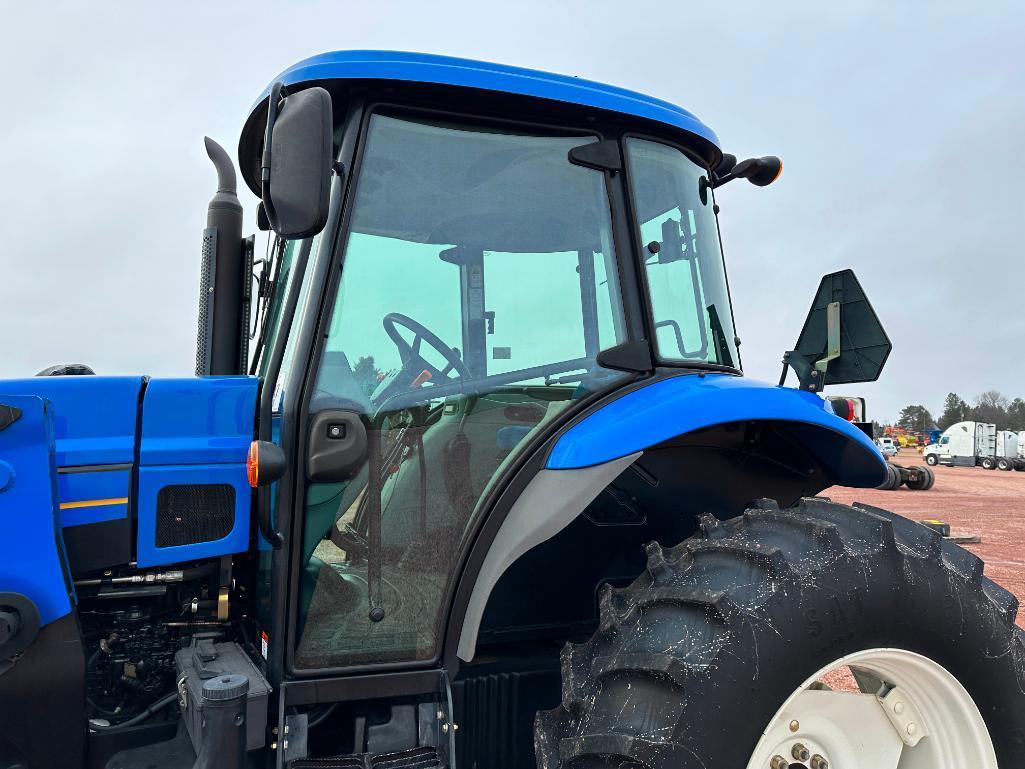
[826,449,1025,626]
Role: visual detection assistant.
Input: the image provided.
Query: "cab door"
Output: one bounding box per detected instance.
[0,396,85,769]
[285,109,631,677]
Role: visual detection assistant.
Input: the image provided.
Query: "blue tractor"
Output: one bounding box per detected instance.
[1,51,1022,769]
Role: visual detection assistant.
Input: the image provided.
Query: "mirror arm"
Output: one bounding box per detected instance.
[260,82,285,224]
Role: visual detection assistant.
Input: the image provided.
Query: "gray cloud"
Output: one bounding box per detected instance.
[2,1,1022,422]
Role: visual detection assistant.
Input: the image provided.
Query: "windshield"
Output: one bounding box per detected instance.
[294,112,629,668]
[625,137,739,368]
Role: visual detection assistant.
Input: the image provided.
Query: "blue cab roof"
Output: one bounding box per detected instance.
[253,50,719,147]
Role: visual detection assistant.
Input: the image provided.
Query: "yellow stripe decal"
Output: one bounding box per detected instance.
[59,497,129,511]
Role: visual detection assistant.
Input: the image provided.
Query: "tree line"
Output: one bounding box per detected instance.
[894,392,1025,434]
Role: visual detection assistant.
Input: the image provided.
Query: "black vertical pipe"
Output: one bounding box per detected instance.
[199,137,244,375]
[192,674,249,769]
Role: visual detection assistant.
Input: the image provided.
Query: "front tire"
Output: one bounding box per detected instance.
[925,453,938,466]
[535,498,1025,768]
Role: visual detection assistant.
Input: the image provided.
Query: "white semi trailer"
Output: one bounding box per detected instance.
[995,430,1021,470]
[924,421,998,468]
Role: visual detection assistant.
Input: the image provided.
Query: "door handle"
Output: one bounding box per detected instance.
[307,410,368,482]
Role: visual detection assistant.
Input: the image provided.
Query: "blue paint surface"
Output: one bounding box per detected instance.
[252,50,718,147]
[135,464,252,568]
[58,469,130,527]
[0,377,142,467]
[547,374,886,486]
[136,377,257,567]
[0,375,258,570]
[0,395,74,626]
[140,377,258,465]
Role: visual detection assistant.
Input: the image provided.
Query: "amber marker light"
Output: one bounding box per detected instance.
[248,440,287,488]
[247,441,260,488]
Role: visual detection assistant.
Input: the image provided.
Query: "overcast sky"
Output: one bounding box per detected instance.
[2,1,1023,422]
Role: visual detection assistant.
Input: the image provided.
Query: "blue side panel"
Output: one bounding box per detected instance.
[0,395,74,626]
[136,464,252,567]
[136,377,257,568]
[548,374,886,487]
[140,377,257,465]
[0,377,142,467]
[253,50,719,147]
[57,469,131,527]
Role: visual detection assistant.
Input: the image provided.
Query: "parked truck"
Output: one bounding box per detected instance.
[923,421,1023,470]
[2,50,1023,769]
[924,421,998,467]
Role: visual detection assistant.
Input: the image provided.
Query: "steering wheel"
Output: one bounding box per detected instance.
[382,312,471,383]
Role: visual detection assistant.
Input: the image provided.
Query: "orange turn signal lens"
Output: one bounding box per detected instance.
[247,440,287,488]
[247,441,260,488]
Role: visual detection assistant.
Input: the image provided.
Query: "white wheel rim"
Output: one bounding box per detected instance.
[746,647,997,769]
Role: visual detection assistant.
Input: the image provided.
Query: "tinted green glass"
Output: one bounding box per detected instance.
[294,113,627,668]
[625,138,739,368]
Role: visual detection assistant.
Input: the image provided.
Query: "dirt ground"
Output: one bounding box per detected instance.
[825,448,1025,626]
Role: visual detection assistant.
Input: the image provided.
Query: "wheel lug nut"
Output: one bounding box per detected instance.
[810,756,829,769]
[769,757,787,769]
[788,719,800,733]
[792,743,811,761]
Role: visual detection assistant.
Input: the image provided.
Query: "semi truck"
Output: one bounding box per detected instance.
[923,421,1022,470]
[2,50,1023,769]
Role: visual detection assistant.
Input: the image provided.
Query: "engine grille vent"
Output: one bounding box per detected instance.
[156,484,234,548]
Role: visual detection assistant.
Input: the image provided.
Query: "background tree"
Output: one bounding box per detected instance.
[969,390,1009,425]
[937,393,969,430]
[352,355,384,397]
[897,404,935,434]
[1006,398,1025,431]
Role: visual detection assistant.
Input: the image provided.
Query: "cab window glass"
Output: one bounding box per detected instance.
[625,137,739,368]
[294,112,627,668]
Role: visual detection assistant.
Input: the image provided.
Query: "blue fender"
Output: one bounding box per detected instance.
[547,373,886,487]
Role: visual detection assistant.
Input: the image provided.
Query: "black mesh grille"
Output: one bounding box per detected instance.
[156,484,234,548]
[195,227,217,376]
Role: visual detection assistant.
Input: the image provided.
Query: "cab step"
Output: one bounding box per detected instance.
[289,745,444,769]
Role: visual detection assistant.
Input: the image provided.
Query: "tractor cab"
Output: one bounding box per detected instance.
[238,53,755,678]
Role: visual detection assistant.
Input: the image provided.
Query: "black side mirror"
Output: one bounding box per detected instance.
[732,156,782,186]
[781,269,892,392]
[261,83,333,239]
[713,155,782,188]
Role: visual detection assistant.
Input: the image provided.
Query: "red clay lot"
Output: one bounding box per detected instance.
[826,450,1024,626]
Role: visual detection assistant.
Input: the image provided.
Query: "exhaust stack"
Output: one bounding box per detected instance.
[196,137,247,376]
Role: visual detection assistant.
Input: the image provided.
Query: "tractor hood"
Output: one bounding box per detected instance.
[547,373,887,488]
[0,375,257,573]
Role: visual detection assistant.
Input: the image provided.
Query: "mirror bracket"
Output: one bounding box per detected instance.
[260,81,285,190]
[779,350,820,392]
[813,301,841,375]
